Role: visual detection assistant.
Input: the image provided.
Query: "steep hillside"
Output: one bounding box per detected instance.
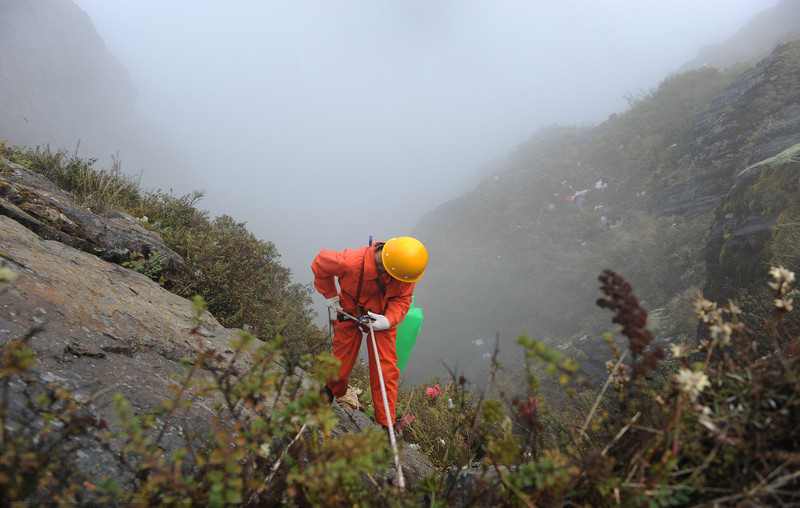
[409,40,800,387]
[0,0,192,190]
[679,0,800,72]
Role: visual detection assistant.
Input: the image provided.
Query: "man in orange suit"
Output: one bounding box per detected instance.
[311,237,427,430]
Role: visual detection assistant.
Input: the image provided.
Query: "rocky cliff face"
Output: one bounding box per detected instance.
[696,41,800,304]
[647,39,800,304]
[704,144,800,303]
[0,160,435,493]
[639,38,800,221]
[1,0,130,152]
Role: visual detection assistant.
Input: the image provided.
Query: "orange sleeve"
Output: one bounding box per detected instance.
[311,249,346,299]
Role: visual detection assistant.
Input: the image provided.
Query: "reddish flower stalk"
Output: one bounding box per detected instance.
[597,269,664,378]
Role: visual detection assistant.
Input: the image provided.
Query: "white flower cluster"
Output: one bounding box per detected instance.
[693,295,739,348]
[673,367,710,402]
[768,265,795,312]
[605,359,630,389]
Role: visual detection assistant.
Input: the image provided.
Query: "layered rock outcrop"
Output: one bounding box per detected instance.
[1,157,185,276]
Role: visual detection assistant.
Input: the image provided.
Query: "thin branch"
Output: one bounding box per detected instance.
[681,422,730,484]
[601,411,640,457]
[463,333,501,463]
[579,349,628,443]
[247,422,308,505]
[492,457,537,508]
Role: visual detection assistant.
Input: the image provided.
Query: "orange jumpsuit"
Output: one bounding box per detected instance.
[311,242,414,427]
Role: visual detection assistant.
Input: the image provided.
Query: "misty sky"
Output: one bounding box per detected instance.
[72,0,777,309]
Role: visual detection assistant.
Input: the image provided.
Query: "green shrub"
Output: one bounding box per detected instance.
[136,192,329,361]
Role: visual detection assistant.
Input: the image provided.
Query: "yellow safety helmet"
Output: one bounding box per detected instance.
[381,237,428,282]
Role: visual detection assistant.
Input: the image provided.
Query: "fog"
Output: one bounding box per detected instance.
[71,0,777,318]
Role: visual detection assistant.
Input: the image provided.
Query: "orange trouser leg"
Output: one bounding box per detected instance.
[367,328,399,427]
[328,322,363,398]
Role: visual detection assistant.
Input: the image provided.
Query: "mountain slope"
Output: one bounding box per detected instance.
[0,0,192,190]
[678,0,800,72]
[408,40,800,387]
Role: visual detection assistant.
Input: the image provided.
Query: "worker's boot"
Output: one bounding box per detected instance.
[321,384,334,405]
[381,425,390,444]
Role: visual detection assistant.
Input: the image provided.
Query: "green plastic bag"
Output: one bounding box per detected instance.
[395,297,423,371]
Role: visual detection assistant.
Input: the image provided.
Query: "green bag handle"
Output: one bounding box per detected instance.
[395,296,423,371]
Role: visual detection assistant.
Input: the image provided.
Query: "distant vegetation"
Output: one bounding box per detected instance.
[412,51,800,385]
[411,67,736,382]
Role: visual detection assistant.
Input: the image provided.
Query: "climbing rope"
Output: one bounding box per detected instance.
[338,310,405,489]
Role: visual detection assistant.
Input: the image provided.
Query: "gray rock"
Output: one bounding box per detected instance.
[329,403,437,489]
[0,157,185,278]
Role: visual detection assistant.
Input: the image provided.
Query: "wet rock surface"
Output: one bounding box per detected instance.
[643,41,800,304]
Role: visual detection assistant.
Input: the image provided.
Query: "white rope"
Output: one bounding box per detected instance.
[338,310,405,489]
[367,321,405,490]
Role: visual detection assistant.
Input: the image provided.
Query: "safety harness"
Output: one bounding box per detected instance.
[337,243,386,322]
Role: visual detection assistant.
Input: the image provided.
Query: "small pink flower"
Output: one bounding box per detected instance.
[426,384,441,399]
[525,396,538,413]
[394,413,416,432]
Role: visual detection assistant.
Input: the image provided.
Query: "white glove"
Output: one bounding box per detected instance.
[366,311,391,331]
[325,296,343,314]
